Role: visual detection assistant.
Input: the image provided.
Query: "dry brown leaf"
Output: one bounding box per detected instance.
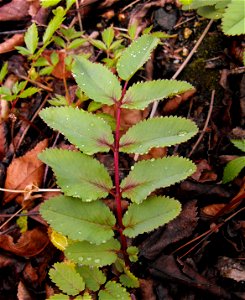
[138,147,167,160]
[0,228,49,257]
[216,257,245,282]
[163,89,196,114]
[0,34,24,54]
[42,50,72,79]
[191,159,217,182]
[101,105,149,131]
[141,200,198,259]
[0,0,31,21]
[17,281,32,300]
[201,203,226,217]
[139,279,156,300]
[4,139,48,204]
[0,121,7,160]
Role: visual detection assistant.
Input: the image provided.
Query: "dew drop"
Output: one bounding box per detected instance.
[79,257,84,261]
[87,257,92,261]
[178,131,187,136]
[94,259,100,264]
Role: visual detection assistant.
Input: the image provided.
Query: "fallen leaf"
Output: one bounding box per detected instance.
[162,89,196,114]
[42,50,72,79]
[139,279,156,300]
[150,255,232,299]
[0,121,7,160]
[0,0,31,21]
[216,256,245,282]
[0,34,24,54]
[102,105,149,131]
[0,227,49,257]
[141,200,198,259]
[191,159,217,182]
[17,281,33,300]
[201,203,226,217]
[138,147,167,160]
[4,139,48,204]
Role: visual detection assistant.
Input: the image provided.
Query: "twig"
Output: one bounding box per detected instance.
[15,94,49,150]
[188,90,215,157]
[76,0,83,31]
[121,0,141,12]
[0,187,61,193]
[149,19,214,118]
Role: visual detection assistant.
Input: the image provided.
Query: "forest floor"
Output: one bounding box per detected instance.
[0,0,244,299]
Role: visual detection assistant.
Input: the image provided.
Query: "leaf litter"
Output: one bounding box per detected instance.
[0,0,244,299]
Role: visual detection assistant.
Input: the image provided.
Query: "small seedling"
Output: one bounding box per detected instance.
[39,34,198,299]
[222,139,245,184]
[181,0,245,36]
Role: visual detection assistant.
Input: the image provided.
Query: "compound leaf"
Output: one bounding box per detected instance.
[39,149,113,201]
[120,116,198,154]
[49,262,85,296]
[65,238,120,267]
[72,56,122,105]
[222,156,245,183]
[40,107,114,154]
[116,35,159,81]
[222,0,245,35]
[40,196,116,244]
[98,281,131,300]
[121,157,196,203]
[123,196,181,237]
[76,266,106,291]
[122,80,194,110]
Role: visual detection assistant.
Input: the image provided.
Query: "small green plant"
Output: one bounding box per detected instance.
[39,34,198,299]
[181,0,245,36]
[222,139,245,184]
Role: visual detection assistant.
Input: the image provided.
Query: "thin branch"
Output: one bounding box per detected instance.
[0,187,61,193]
[188,90,215,157]
[149,19,214,118]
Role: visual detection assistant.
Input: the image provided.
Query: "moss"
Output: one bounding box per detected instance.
[180,31,224,102]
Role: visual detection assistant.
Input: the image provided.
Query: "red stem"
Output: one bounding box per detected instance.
[114,81,129,265]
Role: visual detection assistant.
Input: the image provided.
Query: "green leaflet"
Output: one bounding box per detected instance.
[222,156,245,183]
[39,149,113,201]
[231,139,245,152]
[40,196,116,244]
[116,35,159,81]
[196,5,225,19]
[121,80,194,110]
[126,246,139,262]
[24,23,38,54]
[76,266,106,291]
[182,0,220,9]
[43,7,66,44]
[121,157,196,203]
[49,262,85,296]
[123,196,181,237]
[119,268,139,288]
[72,56,122,105]
[120,116,198,154]
[98,281,131,300]
[65,238,120,267]
[40,107,114,154]
[222,0,245,35]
